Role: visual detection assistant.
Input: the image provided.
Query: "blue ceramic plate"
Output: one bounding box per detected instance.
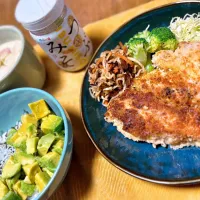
[81,1,200,185]
[0,88,73,199]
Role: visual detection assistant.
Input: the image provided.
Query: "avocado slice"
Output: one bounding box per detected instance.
[2,157,21,179]
[0,179,9,199]
[55,130,65,140]
[13,136,27,152]
[14,152,35,166]
[6,131,20,146]
[23,176,32,184]
[35,171,50,192]
[17,123,37,138]
[41,114,64,134]
[6,129,27,151]
[6,172,21,190]
[28,99,51,120]
[26,137,39,155]
[37,134,56,156]
[21,114,37,125]
[23,162,41,183]
[42,168,54,178]
[39,152,60,172]
[20,181,36,196]
[13,181,27,200]
[0,177,6,185]
[2,191,22,200]
[26,124,37,138]
[52,139,64,155]
[6,129,17,142]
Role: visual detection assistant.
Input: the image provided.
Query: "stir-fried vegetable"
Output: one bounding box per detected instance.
[169,13,200,42]
[147,27,177,52]
[88,43,145,106]
[126,38,148,66]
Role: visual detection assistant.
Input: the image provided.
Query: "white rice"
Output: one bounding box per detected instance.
[0,121,21,175]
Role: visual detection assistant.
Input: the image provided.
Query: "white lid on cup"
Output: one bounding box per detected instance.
[15,0,64,32]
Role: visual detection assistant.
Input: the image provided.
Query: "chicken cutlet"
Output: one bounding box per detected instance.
[105,42,200,149]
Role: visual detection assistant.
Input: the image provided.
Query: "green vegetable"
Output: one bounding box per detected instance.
[14,152,35,166]
[6,172,21,190]
[13,181,27,200]
[39,152,60,172]
[145,54,154,72]
[37,133,56,156]
[2,157,21,179]
[146,64,154,72]
[23,162,41,183]
[0,179,9,199]
[28,99,51,120]
[133,29,150,40]
[35,171,50,192]
[126,38,148,65]
[41,114,64,134]
[42,168,54,178]
[26,137,39,155]
[26,124,37,138]
[147,27,177,53]
[20,181,36,196]
[2,191,22,200]
[6,129,17,141]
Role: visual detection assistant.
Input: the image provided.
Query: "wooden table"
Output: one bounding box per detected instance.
[0,0,152,46]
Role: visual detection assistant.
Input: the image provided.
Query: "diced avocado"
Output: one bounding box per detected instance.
[42,168,54,178]
[23,176,32,184]
[13,136,27,152]
[55,130,65,140]
[35,171,50,192]
[41,114,64,134]
[52,139,64,155]
[39,152,60,172]
[2,191,22,200]
[14,152,35,166]
[28,99,51,120]
[37,134,55,156]
[0,177,6,185]
[21,114,37,125]
[2,157,21,179]
[6,131,20,146]
[13,181,27,200]
[23,162,41,183]
[6,172,21,190]
[20,181,36,196]
[18,123,37,138]
[6,129,17,141]
[26,137,39,155]
[0,179,9,199]
[26,124,37,138]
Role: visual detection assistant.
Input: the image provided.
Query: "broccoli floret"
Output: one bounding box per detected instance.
[147,27,177,53]
[133,29,150,40]
[126,38,148,65]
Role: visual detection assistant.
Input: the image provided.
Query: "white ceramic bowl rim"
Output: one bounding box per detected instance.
[0,25,25,82]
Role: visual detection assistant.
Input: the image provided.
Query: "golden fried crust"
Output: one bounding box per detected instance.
[105,89,200,143]
[105,42,200,148]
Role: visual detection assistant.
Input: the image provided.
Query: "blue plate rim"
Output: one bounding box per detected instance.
[81,0,200,185]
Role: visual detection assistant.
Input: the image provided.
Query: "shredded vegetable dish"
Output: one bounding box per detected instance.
[169,13,200,42]
[88,43,145,106]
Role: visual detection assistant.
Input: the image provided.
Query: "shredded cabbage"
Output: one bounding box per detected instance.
[169,13,200,42]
